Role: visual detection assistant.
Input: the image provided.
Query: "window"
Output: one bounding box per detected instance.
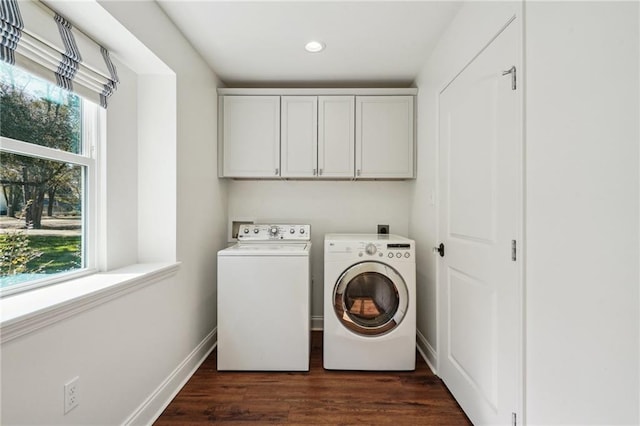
[0,61,99,296]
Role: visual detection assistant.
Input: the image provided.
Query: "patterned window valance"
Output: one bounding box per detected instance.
[0,0,118,107]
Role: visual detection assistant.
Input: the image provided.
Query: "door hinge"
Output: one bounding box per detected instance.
[502,65,517,90]
[512,412,517,426]
[511,240,517,261]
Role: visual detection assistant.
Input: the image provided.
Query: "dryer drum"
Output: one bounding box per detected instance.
[334,261,408,337]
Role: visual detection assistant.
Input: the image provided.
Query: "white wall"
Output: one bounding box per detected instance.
[228,180,411,320]
[100,56,139,270]
[411,0,639,423]
[0,1,227,424]
[409,0,520,369]
[525,2,639,424]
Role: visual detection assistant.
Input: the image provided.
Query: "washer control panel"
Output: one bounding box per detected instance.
[238,224,311,241]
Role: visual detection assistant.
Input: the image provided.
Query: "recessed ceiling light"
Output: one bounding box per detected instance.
[305,41,325,53]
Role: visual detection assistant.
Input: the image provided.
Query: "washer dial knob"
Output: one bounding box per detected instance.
[365,243,377,255]
[269,226,278,236]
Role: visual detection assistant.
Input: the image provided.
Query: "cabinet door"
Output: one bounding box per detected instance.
[355,96,414,178]
[318,96,355,178]
[221,96,280,178]
[281,96,318,178]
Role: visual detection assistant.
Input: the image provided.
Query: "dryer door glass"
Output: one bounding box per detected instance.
[333,261,408,336]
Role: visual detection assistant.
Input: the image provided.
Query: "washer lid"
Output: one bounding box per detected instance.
[218,242,310,256]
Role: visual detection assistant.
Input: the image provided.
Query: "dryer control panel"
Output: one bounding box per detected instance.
[326,237,414,262]
[355,241,413,260]
[238,224,311,241]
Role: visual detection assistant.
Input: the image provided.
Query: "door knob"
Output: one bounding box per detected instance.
[433,243,445,257]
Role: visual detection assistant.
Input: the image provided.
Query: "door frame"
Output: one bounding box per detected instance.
[434,14,525,422]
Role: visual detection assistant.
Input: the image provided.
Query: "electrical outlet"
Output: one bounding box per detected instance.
[377,224,389,234]
[64,376,79,414]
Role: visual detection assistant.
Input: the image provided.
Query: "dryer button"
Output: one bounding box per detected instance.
[404,252,410,258]
[396,252,402,258]
[388,253,393,258]
[358,252,363,257]
[379,252,383,257]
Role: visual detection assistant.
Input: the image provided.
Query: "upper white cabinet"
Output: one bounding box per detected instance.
[281,96,355,178]
[220,95,280,178]
[218,89,416,179]
[356,96,415,179]
[280,96,318,178]
[318,96,355,178]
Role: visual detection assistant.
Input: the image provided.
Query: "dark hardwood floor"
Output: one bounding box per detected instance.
[155,331,471,425]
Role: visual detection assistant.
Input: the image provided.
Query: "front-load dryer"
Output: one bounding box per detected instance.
[323,233,416,370]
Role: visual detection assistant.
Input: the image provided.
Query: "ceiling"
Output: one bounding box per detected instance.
[157,1,462,87]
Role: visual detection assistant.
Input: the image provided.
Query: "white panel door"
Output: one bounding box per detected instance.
[355,95,414,178]
[281,96,318,178]
[318,96,355,178]
[222,95,280,177]
[438,20,521,425]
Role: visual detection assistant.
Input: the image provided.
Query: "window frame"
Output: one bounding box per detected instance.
[0,97,101,297]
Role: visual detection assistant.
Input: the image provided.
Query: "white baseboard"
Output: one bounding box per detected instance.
[311,315,323,331]
[123,328,217,426]
[416,329,437,375]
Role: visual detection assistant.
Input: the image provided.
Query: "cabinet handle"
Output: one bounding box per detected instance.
[275,168,279,175]
[319,168,323,176]
[313,168,317,176]
[356,169,361,176]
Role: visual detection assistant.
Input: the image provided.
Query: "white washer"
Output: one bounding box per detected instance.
[217,224,311,371]
[324,233,416,370]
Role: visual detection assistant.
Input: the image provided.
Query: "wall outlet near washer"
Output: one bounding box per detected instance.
[377,224,389,234]
[64,376,79,414]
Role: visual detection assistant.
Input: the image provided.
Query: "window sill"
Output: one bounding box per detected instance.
[0,262,180,344]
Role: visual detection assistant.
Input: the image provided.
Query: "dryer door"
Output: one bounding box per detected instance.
[333,261,408,336]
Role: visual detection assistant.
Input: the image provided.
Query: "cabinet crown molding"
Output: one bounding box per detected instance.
[217,88,418,96]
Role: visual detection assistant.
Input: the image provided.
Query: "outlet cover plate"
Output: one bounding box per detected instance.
[64,376,79,414]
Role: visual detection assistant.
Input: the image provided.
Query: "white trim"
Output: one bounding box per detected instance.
[0,268,95,298]
[416,329,438,375]
[83,100,102,274]
[218,88,418,96]
[123,328,217,426]
[311,315,323,331]
[0,136,93,166]
[0,262,180,344]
